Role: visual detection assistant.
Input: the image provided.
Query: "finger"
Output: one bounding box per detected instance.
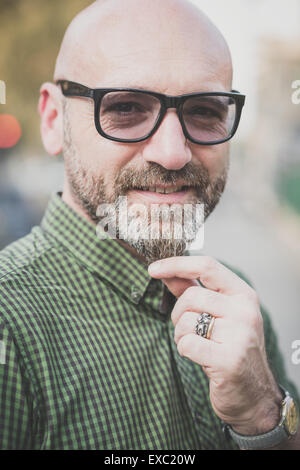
[174,311,199,344]
[174,311,220,344]
[171,286,235,325]
[148,256,251,296]
[174,311,236,345]
[177,333,220,367]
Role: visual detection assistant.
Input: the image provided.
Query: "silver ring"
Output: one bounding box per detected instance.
[194,313,214,339]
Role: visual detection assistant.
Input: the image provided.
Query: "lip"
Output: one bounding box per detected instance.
[127,187,195,204]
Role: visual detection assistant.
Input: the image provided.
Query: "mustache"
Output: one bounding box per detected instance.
[114,162,210,192]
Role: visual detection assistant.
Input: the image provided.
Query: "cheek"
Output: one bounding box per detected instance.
[192,143,230,179]
[66,100,100,161]
[66,100,142,175]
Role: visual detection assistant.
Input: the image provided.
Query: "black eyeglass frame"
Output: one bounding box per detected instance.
[56,80,246,145]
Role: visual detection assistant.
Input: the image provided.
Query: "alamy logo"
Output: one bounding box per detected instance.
[0,341,6,365]
[95,197,205,248]
[0,80,6,105]
[291,80,300,105]
[291,339,300,365]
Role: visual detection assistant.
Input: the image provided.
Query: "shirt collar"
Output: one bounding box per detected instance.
[41,192,169,311]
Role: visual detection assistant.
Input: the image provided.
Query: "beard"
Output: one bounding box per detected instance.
[63,103,228,264]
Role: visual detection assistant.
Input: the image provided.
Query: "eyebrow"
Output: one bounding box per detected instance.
[102,91,148,102]
[95,84,233,97]
[188,95,231,105]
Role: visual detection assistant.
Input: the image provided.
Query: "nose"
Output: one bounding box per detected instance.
[142,109,192,170]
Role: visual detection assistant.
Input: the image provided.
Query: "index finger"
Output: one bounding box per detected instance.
[148,256,251,295]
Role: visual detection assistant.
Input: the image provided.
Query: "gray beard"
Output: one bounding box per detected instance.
[63,104,228,264]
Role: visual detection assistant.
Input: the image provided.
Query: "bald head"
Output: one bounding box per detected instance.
[54,0,232,91]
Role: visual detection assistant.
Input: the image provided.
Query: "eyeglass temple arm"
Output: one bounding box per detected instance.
[56,80,94,98]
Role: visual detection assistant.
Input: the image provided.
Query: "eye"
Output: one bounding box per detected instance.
[188,106,221,119]
[106,102,145,114]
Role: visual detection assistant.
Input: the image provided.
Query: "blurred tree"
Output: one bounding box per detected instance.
[0,0,92,150]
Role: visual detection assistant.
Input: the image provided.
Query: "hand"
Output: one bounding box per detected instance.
[148,256,283,435]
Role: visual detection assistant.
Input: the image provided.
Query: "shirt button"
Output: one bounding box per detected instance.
[131,287,141,302]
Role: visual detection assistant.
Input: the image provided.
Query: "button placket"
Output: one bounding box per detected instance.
[131,286,142,302]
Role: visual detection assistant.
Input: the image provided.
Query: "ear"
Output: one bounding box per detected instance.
[38,82,64,156]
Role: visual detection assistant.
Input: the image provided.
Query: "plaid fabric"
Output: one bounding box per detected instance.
[0,192,298,450]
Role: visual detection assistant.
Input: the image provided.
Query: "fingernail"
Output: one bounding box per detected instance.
[148,261,161,275]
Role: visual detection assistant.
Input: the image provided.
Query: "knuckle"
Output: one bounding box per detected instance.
[237,286,259,307]
[242,329,258,347]
[244,308,262,330]
[256,311,263,328]
[235,292,261,326]
[236,288,259,306]
[245,310,259,328]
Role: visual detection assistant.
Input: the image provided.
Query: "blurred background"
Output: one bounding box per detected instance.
[0,0,299,389]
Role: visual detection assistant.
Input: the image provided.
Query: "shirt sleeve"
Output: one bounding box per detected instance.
[0,319,35,449]
[260,304,300,408]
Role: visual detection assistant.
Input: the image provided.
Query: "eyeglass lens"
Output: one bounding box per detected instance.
[99,91,236,142]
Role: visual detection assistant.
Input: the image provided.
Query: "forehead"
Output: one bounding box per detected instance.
[82,44,231,96]
[68,9,232,94]
[97,54,229,95]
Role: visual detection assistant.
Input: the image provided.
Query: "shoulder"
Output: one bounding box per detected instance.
[0,226,63,326]
[0,225,55,282]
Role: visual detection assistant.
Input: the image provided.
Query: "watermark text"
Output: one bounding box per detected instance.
[0,340,6,365]
[291,80,300,104]
[0,80,6,105]
[291,339,300,365]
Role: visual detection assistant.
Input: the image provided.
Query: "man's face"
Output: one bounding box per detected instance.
[59,2,232,264]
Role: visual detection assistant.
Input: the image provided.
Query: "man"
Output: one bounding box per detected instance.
[0,0,299,450]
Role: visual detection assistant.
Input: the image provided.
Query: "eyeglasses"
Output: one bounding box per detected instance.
[56,80,245,145]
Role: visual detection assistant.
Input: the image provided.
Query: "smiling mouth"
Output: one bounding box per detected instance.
[130,185,192,194]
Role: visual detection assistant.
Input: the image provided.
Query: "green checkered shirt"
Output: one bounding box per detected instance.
[0,192,298,450]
